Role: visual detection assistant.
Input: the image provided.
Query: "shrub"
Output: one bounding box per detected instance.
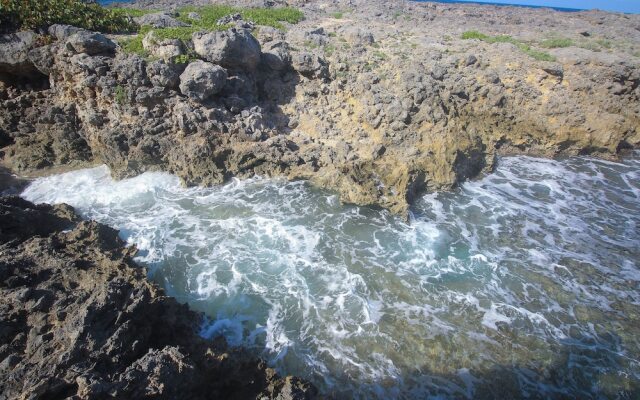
[0,0,136,34]
[332,12,343,19]
[114,85,127,105]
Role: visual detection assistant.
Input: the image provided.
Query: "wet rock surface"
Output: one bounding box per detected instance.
[0,196,317,399]
[0,0,638,217]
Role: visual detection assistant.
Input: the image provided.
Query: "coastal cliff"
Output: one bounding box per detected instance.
[1,0,638,216]
[0,0,639,398]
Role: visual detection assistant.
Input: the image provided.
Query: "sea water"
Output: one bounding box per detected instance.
[21,154,640,398]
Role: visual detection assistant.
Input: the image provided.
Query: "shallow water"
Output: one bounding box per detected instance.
[22,154,640,399]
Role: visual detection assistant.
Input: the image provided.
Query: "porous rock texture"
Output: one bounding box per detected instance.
[1,0,639,216]
[0,196,316,399]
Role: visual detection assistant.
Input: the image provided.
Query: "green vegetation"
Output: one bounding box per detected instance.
[332,12,343,19]
[595,38,612,49]
[373,50,388,60]
[540,37,574,48]
[110,7,157,18]
[114,85,127,105]
[324,44,336,57]
[0,0,136,34]
[177,5,303,30]
[119,5,303,56]
[461,30,555,62]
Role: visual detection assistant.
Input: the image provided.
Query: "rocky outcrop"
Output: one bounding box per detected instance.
[193,28,262,70]
[179,60,228,101]
[1,0,639,216]
[0,196,316,399]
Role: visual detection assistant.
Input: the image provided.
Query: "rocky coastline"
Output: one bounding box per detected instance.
[0,0,639,398]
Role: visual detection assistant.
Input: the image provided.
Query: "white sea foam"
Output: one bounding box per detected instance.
[21,153,640,399]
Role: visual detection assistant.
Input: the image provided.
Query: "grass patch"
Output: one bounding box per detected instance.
[115,85,127,105]
[119,5,303,56]
[177,5,303,30]
[596,38,612,49]
[462,30,555,62]
[540,37,574,48]
[109,7,157,18]
[0,0,136,34]
[324,44,336,56]
[332,12,343,19]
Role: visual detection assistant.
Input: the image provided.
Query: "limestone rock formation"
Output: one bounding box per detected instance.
[193,28,262,70]
[179,60,228,101]
[0,0,638,217]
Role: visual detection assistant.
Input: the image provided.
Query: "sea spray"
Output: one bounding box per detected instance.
[22,154,640,398]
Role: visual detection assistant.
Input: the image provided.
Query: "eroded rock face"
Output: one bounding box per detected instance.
[0,0,639,217]
[0,31,39,78]
[179,60,228,101]
[0,196,317,399]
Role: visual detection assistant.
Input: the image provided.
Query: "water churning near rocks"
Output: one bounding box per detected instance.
[22,153,640,398]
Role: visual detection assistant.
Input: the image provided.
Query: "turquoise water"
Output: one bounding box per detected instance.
[22,154,640,398]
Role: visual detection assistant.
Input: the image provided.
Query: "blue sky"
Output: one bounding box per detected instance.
[445,0,640,13]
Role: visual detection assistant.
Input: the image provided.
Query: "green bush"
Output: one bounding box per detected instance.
[0,0,137,34]
[332,12,343,19]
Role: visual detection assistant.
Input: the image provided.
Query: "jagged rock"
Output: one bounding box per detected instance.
[146,60,181,89]
[28,45,57,75]
[66,31,116,56]
[179,60,228,101]
[262,40,292,70]
[134,12,189,28]
[48,24,83,41]
[192,29,262,70]
[292,52,328,79]
[142,30,185,60]
[342,27,375,45]
[0,31,38,78]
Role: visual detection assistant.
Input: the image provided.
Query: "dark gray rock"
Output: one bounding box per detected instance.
[192,29,262,70]
[262,41,291,71]
[0,31,38,77]
[66,31,116,56]
[48,24,83,41]
[292,52,328,79]
[146,60,181,89]
[179,60,228,101]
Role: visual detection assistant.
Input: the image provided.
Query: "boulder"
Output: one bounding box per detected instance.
[66,31,116,56]
[261,40,291,70]
[292,52,328,79]
[0,31,38,77]
[48,24,83,41]
[146,60,181,90]
[179,60,228,101]
[192,29,261,70]
[28,45,57,75]
[134,12,189,28]
[342,27,375,45]
[142,31,185,61]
